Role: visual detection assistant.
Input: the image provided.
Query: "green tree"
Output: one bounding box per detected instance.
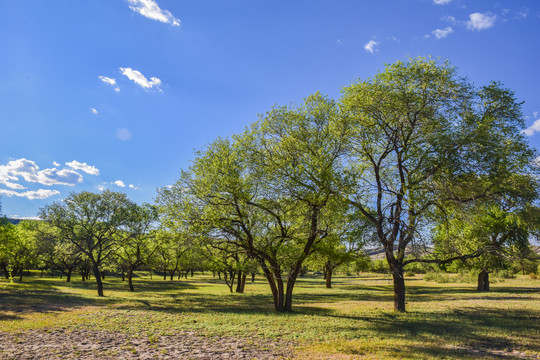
[158,93,348,311]
[114,203,159,291]
[28,220,82,282]
[0,217,36,281]
[40,191,135,296]
[339,58,536,311]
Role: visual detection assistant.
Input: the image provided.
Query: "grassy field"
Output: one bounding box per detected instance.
[0,272,539,359]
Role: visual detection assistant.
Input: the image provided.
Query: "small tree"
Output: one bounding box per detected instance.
[114,203,158,291]
[40,191,135,296]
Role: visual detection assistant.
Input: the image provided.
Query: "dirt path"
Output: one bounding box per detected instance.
[0,329,293,359]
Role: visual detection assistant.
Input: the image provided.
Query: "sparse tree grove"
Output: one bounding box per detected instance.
[3,58,539,312]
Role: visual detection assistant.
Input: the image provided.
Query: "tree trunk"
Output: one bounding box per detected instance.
[325,263,333,289]
[191,269,194,277]
[101,271,106,280]
[66,268,72,282]
[19,268,23,282]
[128,269,135,292]
[122,271,125,281]
[251,272,255,282]
[392,267,406,312]
[477,269,489,292]
[92,264,104,296]
[235,271,246,293]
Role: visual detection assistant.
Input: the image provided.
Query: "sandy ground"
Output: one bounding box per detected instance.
[0,329,294,359]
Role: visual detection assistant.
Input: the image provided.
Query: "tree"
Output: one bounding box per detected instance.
[338,57,536,311]
[114,203,158,291]
[29,220,82,282]
[0,217,35,282]
[40,191,135,296]
[434,183,540,291]
[158,93,348,311]
[308,212,373,288]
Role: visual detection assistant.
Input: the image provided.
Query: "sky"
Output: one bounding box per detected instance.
[1,0,539,219]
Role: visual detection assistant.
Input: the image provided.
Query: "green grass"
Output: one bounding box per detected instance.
[1,272,539,359]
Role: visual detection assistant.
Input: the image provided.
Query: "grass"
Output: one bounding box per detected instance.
[0,272,539,359]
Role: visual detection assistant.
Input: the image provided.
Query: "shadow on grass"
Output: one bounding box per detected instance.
[0,288,104,319]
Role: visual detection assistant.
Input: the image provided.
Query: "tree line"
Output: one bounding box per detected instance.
[1,58,539,312]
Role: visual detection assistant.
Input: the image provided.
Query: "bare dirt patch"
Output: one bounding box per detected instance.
[0,329,294,359]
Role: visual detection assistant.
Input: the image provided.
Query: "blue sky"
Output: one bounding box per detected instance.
[1,0,539,218]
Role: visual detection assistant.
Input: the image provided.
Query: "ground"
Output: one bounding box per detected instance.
[0,273,539,359]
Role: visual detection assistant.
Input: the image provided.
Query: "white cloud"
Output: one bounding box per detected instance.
[98,76,120,92]
[128,184,140,190]
[120,67,162,90]
[127,0,180,27]
[91,108,98,115]
[0,188,60,200]
[523,119,540,136]
[433,0,452,4]
[66,161,100,176]
[364,40,379,54]
[113,180,126,188]
[432,27,454,39]
[467,13,496,31]
[53,161,60,167]
[97,184,106,191]
[0,159,83,187]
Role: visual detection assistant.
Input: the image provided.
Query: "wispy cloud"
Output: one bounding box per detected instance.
[433,0,452,4]
[432,27,454,39]
[120,67,162,90]
[98,76,120,92]
[467,13,496,31]
[127,0,180,27]
[364,40,379,54]
[523,118,540,136]
[90,108,98,115]
[66,161,100,176]
[0,188,60,200]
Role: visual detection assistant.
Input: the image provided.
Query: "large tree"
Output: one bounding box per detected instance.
[40,191,135,296]
[158,93,348,311]
[338,58,536,311]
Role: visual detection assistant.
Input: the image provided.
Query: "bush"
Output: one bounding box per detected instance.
[494,269,516,279]
[423,272,452,283]
[530,273,538,280]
